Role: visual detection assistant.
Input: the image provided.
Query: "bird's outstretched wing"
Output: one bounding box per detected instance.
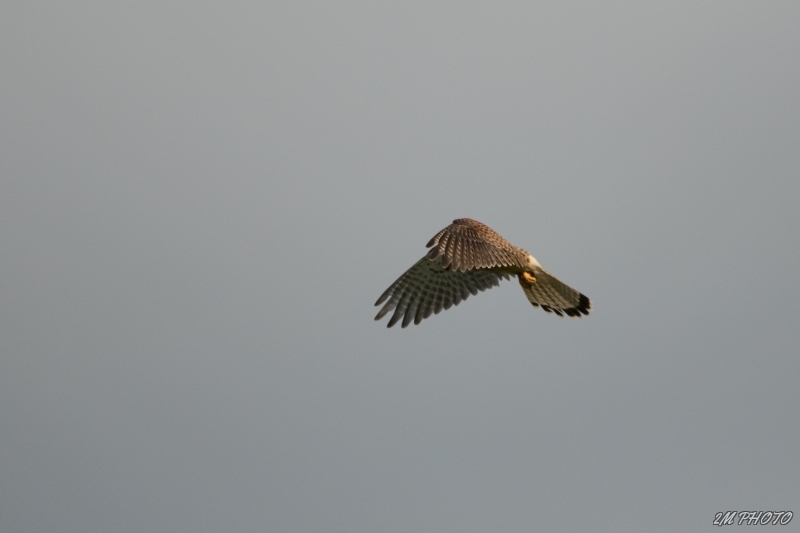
[425,218,527,272]
[519,268,591,318]
[374,257,510,328]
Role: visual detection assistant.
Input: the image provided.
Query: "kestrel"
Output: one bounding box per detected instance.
[374,218,591,328]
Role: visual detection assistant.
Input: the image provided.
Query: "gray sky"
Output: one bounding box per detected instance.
[2,2,799,532]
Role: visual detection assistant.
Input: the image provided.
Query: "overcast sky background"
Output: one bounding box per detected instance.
[2,2,799,532]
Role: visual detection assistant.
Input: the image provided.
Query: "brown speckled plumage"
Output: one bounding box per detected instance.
[425,218,528,271]
[375,218,591,328]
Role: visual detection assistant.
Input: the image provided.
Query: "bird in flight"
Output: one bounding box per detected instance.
[374,218,591,328]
